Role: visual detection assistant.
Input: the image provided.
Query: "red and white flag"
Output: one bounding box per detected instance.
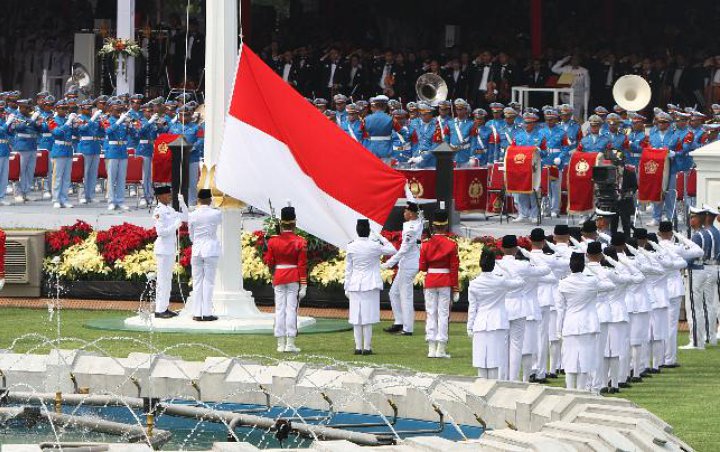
[216,45,407,248]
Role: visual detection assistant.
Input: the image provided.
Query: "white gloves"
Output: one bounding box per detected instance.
[117,113,128,124]
[409,156,423,164]
[0,278,5,291]
[5,114,15,125]
[668,151,676,158]
[170,115,179,124]
[298,284,307,301]
[380,262,392,270]
[518,247,532,259]
[30,111,40,122]
[648,241,662,252]
[467,329,473,337]
[569,236,581,247]
[148,113,159,124]
[604,255,619,267]
[452,292,460,303]
[192,112,200,122]
[91,110,103,121]
[65,113,78,127]
[553,157,561,166]
[344,290,349,299]
[177,193,186,205]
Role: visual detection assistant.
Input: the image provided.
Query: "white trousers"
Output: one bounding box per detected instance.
[274,282,299,337]
[703,265,719,346]
[424,287,451,342]
[508,318,526,381]
[591,323,609,392]
[191,255,218,317]
[389,266,418,333]
[353,325,373,350]
[477,368,500,379]
[685,269,708,348]
[665,296,682,365]
[534,306,551,378]
[155,254,175,313]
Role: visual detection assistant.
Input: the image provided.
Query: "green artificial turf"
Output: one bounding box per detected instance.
[0,307,717,450]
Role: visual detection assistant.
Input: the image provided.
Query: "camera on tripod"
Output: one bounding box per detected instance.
[592,163,619,211]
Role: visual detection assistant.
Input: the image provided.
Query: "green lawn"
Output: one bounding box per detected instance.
[1,308,718,451]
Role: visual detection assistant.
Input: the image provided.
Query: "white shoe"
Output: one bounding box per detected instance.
[0,200,11,206]
[15,195,25,203]
[95,184,102,193]
[276,337,286,353]
[53,202,61,209]
[512,215,526,223]
[679,343,700,350]
[62,203,73,209]
[550,212,558,218]
[107,204,116,211]
[284,337,301,353]
[646,219,658,227]
[427,340,437,358]
[119,204,130,211]
[79,198,87,205]
[129,189,137,197]
[5,186,12,195]
[42,192,52,200]
[436,342,451,359]
[139,199,148,207]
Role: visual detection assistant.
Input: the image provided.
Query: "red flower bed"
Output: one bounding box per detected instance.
[96,222,157,264]
[46,220,94,255]
[179,245,192,270]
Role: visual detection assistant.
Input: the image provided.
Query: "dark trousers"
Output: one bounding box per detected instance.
[612,198,635,237]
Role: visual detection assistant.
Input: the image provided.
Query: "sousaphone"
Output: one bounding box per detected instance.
[612,75,651,112]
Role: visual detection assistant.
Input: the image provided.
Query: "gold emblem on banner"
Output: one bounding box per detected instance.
[158,142,169,154]
[644,160,659,175]
[492,196,503,211]
[468,178,484,201]
[513,153,527,165]
[408,177,424,198]
[575,158,590,177]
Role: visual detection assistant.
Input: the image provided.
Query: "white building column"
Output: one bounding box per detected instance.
[693,141,720,209]
[116,0,135,94]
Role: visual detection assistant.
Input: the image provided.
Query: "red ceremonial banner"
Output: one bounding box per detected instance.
[504,145,538,194]
[567,151,602,214]
[398,168,489,212]
[638,148,669,203]
[152,133,179,183]
[675,168,697,200]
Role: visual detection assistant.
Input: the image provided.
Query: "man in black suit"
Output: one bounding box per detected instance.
[496,52,516,104]
[668,55,695,106]
[591,53,624,110]
[295,46,315,97]
[372,49,396,97]
[613,164,638,237]
[524,59,551,109]
[443,58,468,100]
[345,54,367,98]
[317,47,345,100]
[469,50,499,110]
[276,50,300,90]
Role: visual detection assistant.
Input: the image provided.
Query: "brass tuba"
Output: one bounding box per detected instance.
[612,75,652,112]
[415,73,448,106]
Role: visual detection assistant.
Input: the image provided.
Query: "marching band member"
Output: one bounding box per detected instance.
[10,99,41,203]
[449,99,474,168]
[419,209,460,359]
[408,103,445,168]
[153,186,188,318]
[137,103,163,206]
[557,252,615,391]
[342,103,366,145]
[646,111,682,226]
[470,108,492,166]
[364,95,393,163]
[577,115,610,153]
[103,98,136,211]
[264,206,308,353]
[701,206,720,346]
[510,112,546,222]
[0,103,11,206]
[627,113,648,168]
[558,104,583,150]
[382,201,423,336]
[467,248,524,379]
[76,99,104,204]
[36,95,56,200]
[188,188,222,321]
[167,106,201,206]
[496,107,520,162]
[540,108,570,218]
[344,219,397,355]
[390,109,412,166]
[48,99,78,208]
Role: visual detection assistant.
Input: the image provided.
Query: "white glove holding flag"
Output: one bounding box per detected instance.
[298,284,307,301]
[91,110,103,121]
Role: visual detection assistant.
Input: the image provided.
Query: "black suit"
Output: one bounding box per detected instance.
[591,63,624,109]
[469,62,500,109]
[668,65,695,106]
[345,65,367,98]
[275,61,300,89]
[443,68,469,100]
[317,59,346,99]
[295,58,315,97]
[525,67,551,108]
[613,167,638,236]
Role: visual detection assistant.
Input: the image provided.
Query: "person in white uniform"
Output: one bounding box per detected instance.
[657,221,703,366]
[558,252,615,390]
[345,219,397,355]
[467,248,525,379]
[188,188,222,321]
[546,225,573,378]
[496,235,551,381]
[382,201,423,335]
[153,185,188,318]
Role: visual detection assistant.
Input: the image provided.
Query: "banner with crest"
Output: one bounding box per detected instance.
[504,146,539,194]
[567,151,602,214]
[152,133,179,183]
[638,148,669,202]
[397,168,488,212]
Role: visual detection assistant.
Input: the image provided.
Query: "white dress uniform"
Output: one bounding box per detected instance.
[548,243,572,375]
[614,256,644,382]
[345,234,397,351]
[153,199,188,313]
[467,269,524,378]
[496,255,551,381]
[384,217,423,333]
[522,250,558,382]
[557,271,615,390]
[660,235,702,364]
[585,261,635,392]
[531,248,566,379]
[188,205,223,318]
[644,246,686,370]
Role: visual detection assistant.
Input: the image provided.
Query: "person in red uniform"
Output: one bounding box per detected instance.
[264,206,308,353]
[419,209,460,359]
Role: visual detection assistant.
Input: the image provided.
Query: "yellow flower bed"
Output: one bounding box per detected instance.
[44,233,111,279]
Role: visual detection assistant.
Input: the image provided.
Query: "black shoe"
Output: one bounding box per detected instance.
[558,369,566,375]
[547,373,558,379]
[609,387,620,394]
[630,377,643,383]
[383,324,403,333]
[649,368,661,374]
[166,310,179,317]
[362,349,373,355]
[396,331,413,336]
[663,363,680,368]
[600,387,609,394]
[155,311,174,319]
[204,315,219,321]
[529,374,538,383]
[354,349,362,355]
[640,371,652,378]
[535,377,549,384]
[192,316,204,321]
[619,382,632,388]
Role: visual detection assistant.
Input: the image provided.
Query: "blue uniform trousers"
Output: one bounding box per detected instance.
[0,156,8,201]
[18,150,37,196]
[83,154,100,202]
[141,156,154,202]
[652,172,677,222]
[51,157,72,205]
[106,158,128,206]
